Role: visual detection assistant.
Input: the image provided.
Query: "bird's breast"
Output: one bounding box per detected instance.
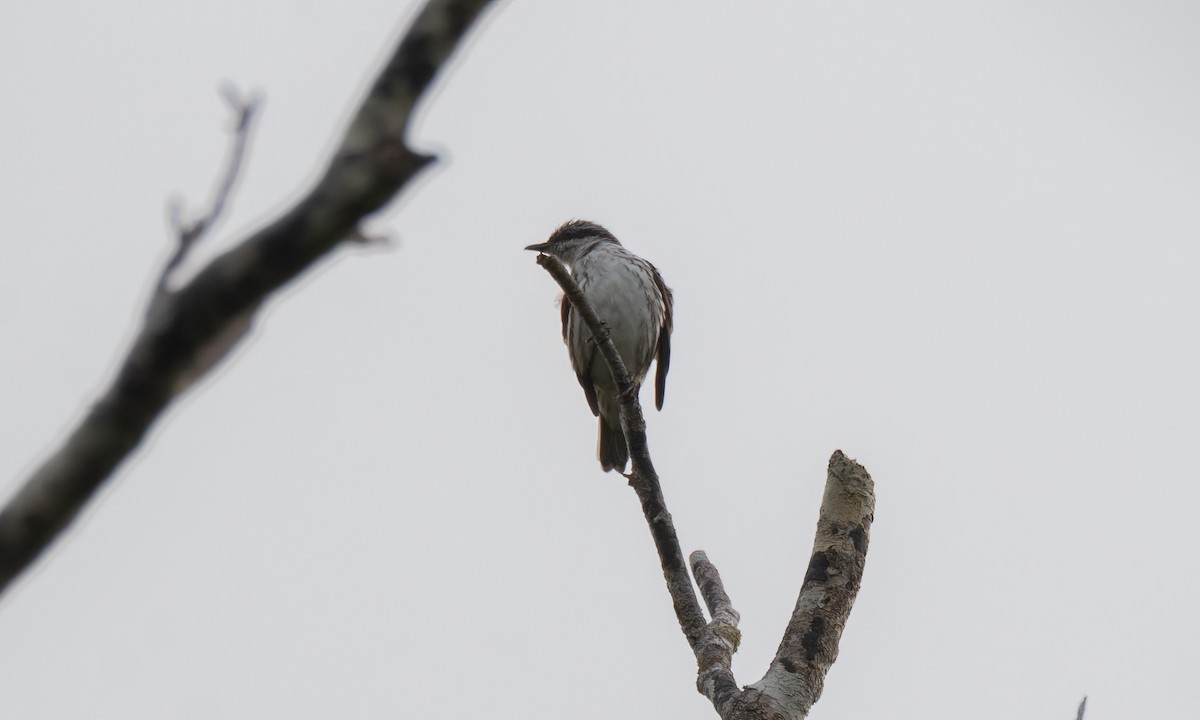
[570,249,665,387]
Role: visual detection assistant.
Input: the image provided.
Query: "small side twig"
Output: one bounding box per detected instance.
[1075,696,1087,720]
[158,86,261,295]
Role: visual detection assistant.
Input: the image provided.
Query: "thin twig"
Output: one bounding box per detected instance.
[0,0,498,598]
[534,253,708,646]
[158,87,260,296]
[536,253,744,712]
[1075,696,1087,720]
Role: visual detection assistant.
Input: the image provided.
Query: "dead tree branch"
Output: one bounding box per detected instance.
[747,450,874,717]
[534,253,708,645]
[0,0,498,598]
[690,550,743,712]
[534,254,875,719]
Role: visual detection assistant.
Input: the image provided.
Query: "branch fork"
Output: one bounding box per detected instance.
[534,254,875,719]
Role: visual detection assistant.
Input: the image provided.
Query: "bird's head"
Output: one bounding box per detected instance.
[525,219,620,265]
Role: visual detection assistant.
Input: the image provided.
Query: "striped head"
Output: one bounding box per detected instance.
[524,219,621,266]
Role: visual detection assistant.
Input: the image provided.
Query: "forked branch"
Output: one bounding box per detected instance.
[534,254,875,719]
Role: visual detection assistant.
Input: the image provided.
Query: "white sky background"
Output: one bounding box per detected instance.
[0,1,1197,718]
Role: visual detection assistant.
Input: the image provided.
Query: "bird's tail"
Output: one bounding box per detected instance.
[598,417,629,473]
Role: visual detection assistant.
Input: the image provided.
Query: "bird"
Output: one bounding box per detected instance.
[526,220,674,472]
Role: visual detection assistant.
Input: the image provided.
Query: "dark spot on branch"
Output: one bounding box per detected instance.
[849,524,868,555]
[800,616,825,660]
[779,657,797,674]
[804,551,830,584]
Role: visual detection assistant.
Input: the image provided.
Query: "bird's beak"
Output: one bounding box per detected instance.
[524,242,551,252]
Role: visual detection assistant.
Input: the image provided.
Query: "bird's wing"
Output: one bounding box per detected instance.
[562,293,600,416]
[652,266,674,411]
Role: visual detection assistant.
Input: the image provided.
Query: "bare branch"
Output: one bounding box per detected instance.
[690,551,742,713]
[535,255,741,710]
[690,551,737,628]
[0,0,498,598]
[748,451,874,717]
[1075,696,1087,720]
[534,253,708,647]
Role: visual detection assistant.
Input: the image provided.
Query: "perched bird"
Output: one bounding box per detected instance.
[526,220,674,472]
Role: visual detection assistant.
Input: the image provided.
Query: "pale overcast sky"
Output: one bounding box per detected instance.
[1,2,1197,718]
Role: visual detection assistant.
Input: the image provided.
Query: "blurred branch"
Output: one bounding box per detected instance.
[533,254,875,719]
[1076,696,1087,720]
[158,85,261,296]
[0,0,498,598]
